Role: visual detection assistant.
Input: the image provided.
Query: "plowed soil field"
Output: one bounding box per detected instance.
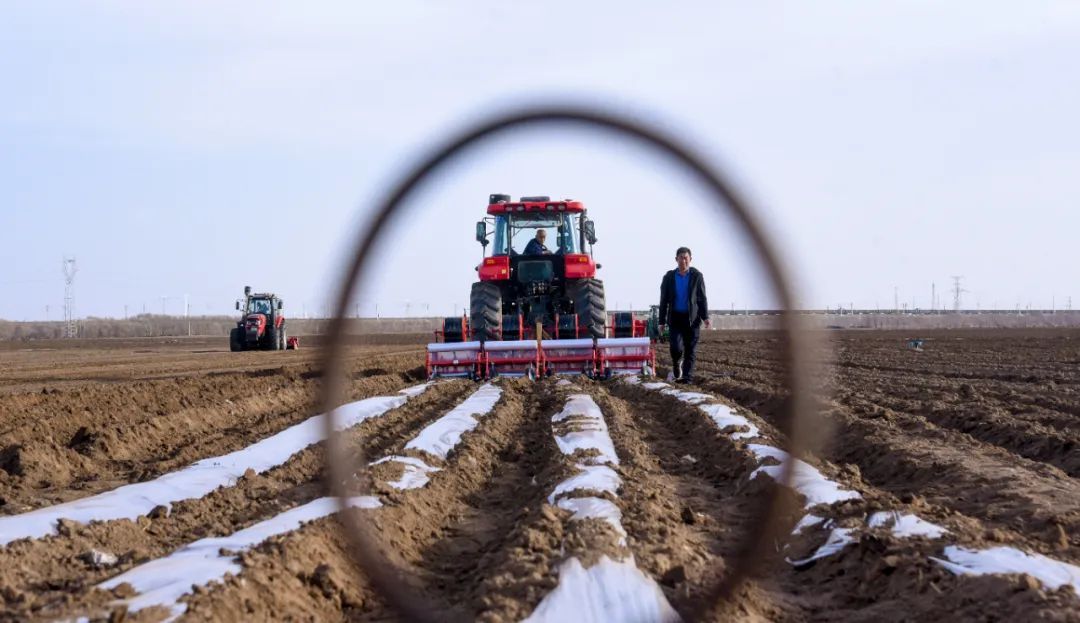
[0,330,1077,622]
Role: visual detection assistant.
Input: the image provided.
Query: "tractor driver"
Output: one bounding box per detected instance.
[524,229,551,255]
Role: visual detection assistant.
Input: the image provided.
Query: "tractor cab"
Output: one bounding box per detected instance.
[487,211,583,295]
[246,297,276,316]
[491,211,581,257]
[475,194,599,290]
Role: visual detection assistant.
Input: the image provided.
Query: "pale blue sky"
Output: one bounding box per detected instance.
[3,1,1079,320]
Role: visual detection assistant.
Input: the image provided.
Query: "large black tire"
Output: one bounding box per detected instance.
[568,278,606,338]
[229,327,243,352]
[266,322,280,351]
[279,325,287,351]
[470,281,502,342]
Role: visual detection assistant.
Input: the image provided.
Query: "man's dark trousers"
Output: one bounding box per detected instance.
[669,311,700,380]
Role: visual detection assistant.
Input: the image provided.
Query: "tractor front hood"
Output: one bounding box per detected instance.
[244,313,267,340]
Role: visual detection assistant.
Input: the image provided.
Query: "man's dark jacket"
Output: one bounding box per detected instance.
[659,267,709,326]
[524,238,548,255]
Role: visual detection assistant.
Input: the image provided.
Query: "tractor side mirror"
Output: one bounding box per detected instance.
[475,221,488,247]
[235,301,240,311]
[277,300,283,310]
[583,219,597,245]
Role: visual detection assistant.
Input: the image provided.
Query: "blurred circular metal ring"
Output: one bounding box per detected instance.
[320,105,815,621]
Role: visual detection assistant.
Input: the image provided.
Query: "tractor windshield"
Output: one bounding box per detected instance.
[247,298,272,315]
[492,213,579,256]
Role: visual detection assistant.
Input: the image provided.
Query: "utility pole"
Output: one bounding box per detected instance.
[185,294,191,336]
[62,257,78,338]
[951,276,965,312]
[124,304,128,320]
[931,282,936,312]
[894,286,899,314]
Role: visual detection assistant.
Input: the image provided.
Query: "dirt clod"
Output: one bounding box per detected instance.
[56,518,82,537]
[661,565,687,586]
[307,564,338,599]
[110,583,136,599]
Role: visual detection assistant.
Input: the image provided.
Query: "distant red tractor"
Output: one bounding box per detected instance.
[229,286,296,351]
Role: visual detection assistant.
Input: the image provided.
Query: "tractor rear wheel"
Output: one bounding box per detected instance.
[568,278,606,338]
[470,282,502,342]
[279,326,287,351]
[229,327,243,352]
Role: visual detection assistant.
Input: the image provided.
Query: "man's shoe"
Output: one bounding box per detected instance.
[676,377,692,385]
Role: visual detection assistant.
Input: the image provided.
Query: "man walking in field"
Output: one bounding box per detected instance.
[658,247,710,384]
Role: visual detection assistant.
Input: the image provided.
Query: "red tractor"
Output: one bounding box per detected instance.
[466,194,605,340]
[229,286,294,351]
[426,195,653,379]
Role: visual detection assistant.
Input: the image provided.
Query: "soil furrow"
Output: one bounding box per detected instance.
[178,379,568,622]
[598,383,802,621]
[0,379,471,621]
[697,374,1080,564]
[0,362,419,514]
[840,387,1080,477]
[620,370,1080,622]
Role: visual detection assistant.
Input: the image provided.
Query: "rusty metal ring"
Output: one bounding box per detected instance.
[320,105,815,621]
